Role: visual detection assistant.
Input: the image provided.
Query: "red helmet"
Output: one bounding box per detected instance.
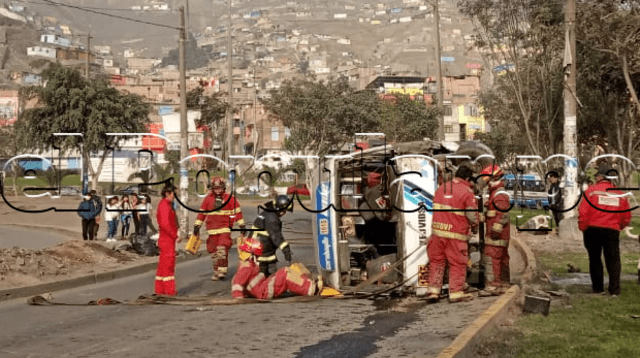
[480,165,504,182]
[211,176,226,190]
[238,237,263,258]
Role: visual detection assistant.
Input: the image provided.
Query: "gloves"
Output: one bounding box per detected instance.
[283,246,292,263]
[193,225,200,236]
[239,224,247,237]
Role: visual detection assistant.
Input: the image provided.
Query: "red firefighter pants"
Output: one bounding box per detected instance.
[155,238,176,295]
[427,235,469,293]
[252,267,315,299]
[484,244,510,288]
[207,233,232,272]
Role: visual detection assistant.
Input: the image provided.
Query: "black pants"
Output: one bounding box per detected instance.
[552,210,562,228]
[583,227,621,295]
[259,261,277,276]
[82,218,96,241]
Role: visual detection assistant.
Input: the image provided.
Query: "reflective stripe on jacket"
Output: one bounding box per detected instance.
[578,179,631,232]
[431,178,479,241]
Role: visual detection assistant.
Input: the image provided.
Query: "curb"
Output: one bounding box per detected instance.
[0,250,206,302]
[435,229,537,358]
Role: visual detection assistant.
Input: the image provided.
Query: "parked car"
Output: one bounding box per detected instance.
[59,186,81,196]
[286,183,310,196]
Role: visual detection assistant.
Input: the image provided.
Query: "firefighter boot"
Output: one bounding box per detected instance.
[449,291,474,303]
[217,267,228,280]
[478,285,503,297]
[425,287,440,303]
[211,253,219,281]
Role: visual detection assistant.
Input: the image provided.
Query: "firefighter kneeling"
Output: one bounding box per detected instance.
[231,237,324,299]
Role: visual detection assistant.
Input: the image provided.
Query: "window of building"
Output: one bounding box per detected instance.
[464,104,478,117]
[443,105,452,116]
[271,127,279,141]
[445,125,453,133]
[459,124,467,141]
[284,127,291,138]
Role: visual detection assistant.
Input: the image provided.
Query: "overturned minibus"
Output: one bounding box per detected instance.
[310,140,493,294]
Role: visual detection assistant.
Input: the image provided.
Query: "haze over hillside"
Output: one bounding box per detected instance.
[13,0,486,79]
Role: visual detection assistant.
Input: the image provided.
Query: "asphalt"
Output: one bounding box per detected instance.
[0,197,534,358]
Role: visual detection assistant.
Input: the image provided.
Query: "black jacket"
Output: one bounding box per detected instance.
[548,182,563,209]
[252,202,289,262]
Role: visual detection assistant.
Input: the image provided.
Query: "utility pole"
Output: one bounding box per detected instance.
[178,6,189,240]
[185,0,190,34]
[433,0,445,141]
[85,33,92,79]
[227,0,234,165]
[560,0,578,240]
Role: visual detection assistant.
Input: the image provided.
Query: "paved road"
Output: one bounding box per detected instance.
[0,225,67,249]
[0,197,512,358]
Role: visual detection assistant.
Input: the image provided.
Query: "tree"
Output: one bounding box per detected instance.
[378,94,440,142]
[14,64,151,191]
[186,86,229,160]
[262,78,380,157]
[577,0,640,185]
[458,0,566,165]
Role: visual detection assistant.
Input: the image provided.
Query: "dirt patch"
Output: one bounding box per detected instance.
[0,240,147,290]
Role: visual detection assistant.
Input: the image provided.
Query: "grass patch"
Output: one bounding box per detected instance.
[536,251,640,276]
[513,281,640,358]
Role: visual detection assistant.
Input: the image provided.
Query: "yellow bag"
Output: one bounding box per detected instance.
[185,234,202,255]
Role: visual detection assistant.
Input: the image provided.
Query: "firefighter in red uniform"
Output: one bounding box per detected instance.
[193,177,246,281]
[231,237,323,299]
[478,164,511,297]
[426,166,479,303]
[579,165,631,296]
[155,184,181,295]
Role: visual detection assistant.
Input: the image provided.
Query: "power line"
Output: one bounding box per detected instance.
[37,0,180,30]
[13,0,133,11]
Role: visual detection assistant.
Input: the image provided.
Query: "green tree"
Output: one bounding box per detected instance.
[378,94,440,142]
[577,0,640,185]
[186,86,229,163]
[458,0,565,164]
[14,64,151,191]
[262,78,380,157]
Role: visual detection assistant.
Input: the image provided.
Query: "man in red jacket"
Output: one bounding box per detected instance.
[155,184,181,296]
[231,237,322,299]
[425,166,480,303]
[579,165,631,296]
[478,165,511,297]
[193,177,245,281]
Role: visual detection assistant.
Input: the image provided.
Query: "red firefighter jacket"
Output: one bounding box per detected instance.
[157,197,178,242]
[578,179,631,232]
[485,182,511,246]
[431,178,479,241]
[195,192,245,235]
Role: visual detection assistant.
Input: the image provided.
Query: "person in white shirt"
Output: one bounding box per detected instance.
[105,196,120,242]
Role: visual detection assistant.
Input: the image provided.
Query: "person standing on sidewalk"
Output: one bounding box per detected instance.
[155,184,181,296]
[425,166,480,303]
[77,192,99,241]
[579,165,631,297]
[90,190,102,240]
[193,177,246,281]
[130,193,140,236]
[119,194,133,240]
[548,172,563,230]
[105,196,119,243]
[478,165,511,297]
